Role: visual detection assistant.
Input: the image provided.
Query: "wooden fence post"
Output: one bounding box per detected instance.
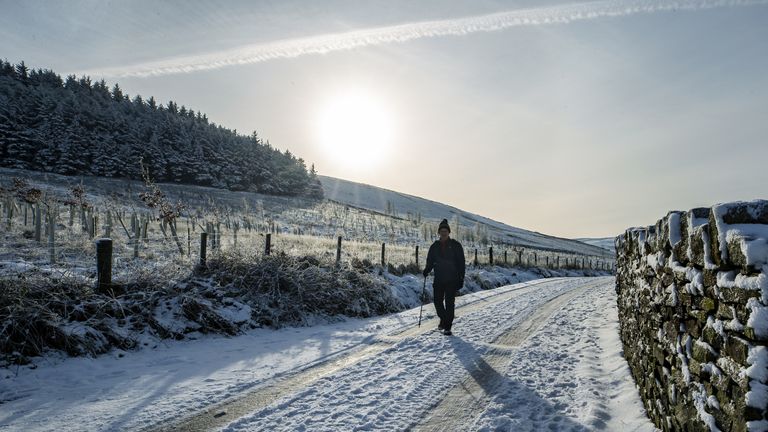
[474,248,478,266]
[48,206,56,263]
[35,203,42,242]
[80,206,87,233]
[92,214,98,238]
[336,236,342,265]
[133,222,140,258]
[187,225,191,257]
[105,211,112,238]
[5,199,12,230]
[489,247,494,266]
[200,232,208,267]
[381,243,386,267]
[265,233,271,255]
[415,245,419,268]
[96,238,112,293]
[504,250,507,264]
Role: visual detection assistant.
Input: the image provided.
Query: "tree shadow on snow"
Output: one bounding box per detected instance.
[446,336,591,432]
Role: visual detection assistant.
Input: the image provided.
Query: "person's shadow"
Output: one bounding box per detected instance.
[427,336,595,432]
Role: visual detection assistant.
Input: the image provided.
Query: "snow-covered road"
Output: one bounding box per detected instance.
[1,277,657,431]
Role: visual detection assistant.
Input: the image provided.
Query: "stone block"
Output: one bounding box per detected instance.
[733,303,750,324]
[719,286,761,305]
[693,341,718,363]
[689,225,710,268]
[680,213,692,259]
[710,200,768,267]
[711,407,733,432]
[712,376,731,400]
[673,271,689,287]
[666,210,684,245]
[689,358,702,376]
[744,326,768,342]
[663,320,679,339]
[716,200,768,225]
[700,296,717,313]
[708,212,724,268]
[685,320,702,339]
[679,292,693,308]
[703,269,718,288]
[716,303,734,320]
[661,272,674,288]
[689,309,708,322]
[674,402,701,431]
[702,326,723,349]
[724,336,751,367]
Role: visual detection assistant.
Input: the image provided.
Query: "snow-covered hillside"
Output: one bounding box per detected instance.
[320,175,613,257]
[574,237,616,253]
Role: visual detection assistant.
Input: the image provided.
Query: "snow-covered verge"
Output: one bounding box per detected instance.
[0,246,607,367]
[0,252,400,367]
[616,200,768,432]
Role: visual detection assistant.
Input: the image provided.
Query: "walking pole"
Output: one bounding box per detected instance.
[418,276,426,327]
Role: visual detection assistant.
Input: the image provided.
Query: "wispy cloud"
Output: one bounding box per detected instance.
[77,0,767,78]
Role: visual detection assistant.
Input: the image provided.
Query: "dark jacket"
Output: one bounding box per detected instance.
[424,238,466,287]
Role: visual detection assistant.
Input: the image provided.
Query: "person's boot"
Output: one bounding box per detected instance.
[443,328,452,336]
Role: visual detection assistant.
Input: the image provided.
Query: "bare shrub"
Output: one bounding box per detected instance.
[202,251,403,327]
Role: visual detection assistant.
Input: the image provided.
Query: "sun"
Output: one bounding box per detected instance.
[314,89,394,170]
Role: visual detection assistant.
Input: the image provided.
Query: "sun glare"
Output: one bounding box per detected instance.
[315,90,394,170]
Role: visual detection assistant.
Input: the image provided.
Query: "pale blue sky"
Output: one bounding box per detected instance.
[2,0,767,238]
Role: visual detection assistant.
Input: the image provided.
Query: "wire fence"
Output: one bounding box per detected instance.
[0,198,617,288]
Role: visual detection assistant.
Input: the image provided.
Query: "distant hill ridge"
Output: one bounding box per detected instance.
[320,176,613,257]
[0,59,323,198]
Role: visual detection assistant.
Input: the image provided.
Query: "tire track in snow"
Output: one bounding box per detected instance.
[215,278,605,431]
[412,280,605,432]
[462,279,656,432]
[148,277,562,432]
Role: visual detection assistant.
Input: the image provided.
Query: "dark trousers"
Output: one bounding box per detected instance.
[433,283,457,330]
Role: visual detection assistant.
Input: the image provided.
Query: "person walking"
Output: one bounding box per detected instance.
[422,219,465,335]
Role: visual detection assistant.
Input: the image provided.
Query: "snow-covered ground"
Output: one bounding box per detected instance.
[574,237,617,253]
[0,276,655,432]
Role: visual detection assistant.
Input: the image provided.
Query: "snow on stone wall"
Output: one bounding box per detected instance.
[616,200,768,432]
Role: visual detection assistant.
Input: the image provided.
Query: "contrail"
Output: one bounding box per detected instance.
[78,0,767,78]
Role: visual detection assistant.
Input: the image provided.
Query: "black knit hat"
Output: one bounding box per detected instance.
[438,219,450,233]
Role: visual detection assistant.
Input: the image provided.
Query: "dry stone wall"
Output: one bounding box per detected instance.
[616,200,768,432]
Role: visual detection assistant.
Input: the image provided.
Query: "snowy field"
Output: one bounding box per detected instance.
[0,276,656,432]
[0,168,614,258]
[320,175,613,256]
